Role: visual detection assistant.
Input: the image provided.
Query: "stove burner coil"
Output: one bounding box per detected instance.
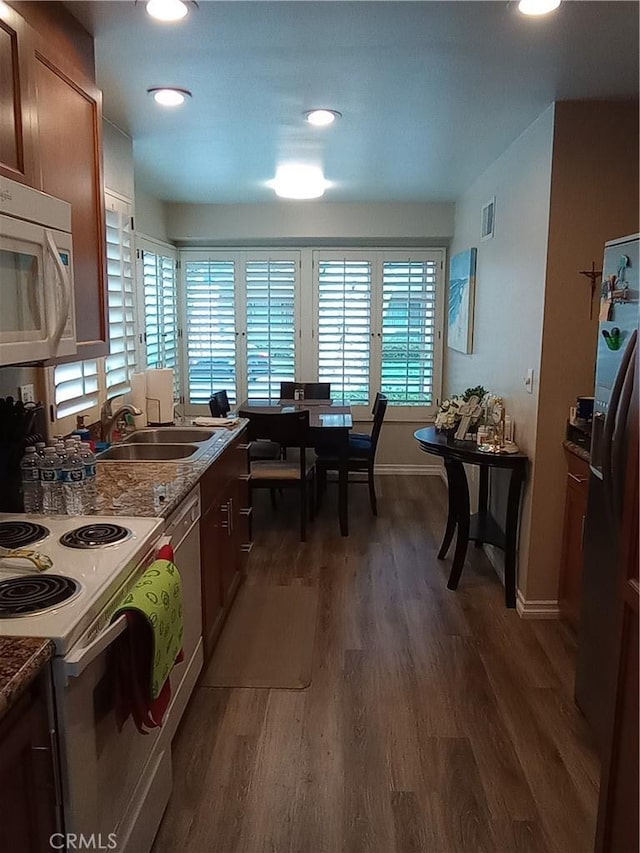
[0,521,50,551]
[59,523,132,549]
[0,575,79,617]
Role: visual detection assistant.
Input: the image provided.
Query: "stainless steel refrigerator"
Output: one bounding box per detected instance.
[575,233,639,752]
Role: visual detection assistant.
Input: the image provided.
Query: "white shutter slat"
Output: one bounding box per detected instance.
[54,359,99,418]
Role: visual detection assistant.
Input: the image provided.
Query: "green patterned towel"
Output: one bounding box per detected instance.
[112,560,183,699]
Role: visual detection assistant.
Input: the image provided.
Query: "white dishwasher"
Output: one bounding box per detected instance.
[163,484,203,741]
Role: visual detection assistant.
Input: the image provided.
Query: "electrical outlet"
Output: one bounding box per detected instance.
[19,384,35,403]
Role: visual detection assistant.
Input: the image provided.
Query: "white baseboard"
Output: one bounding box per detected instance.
[516,590,561,619]
[374,464,443,475]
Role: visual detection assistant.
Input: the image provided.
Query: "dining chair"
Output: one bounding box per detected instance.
[280,381,331,400]
[315,392,388,516]
[208,390,230,418]
[239,408,316,541]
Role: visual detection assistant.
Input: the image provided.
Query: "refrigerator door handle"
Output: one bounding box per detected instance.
[610,336,637,520]
[602,328,637,522]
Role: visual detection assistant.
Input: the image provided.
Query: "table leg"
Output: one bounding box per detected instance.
[475,465,488,548]
[438,458,458,559]
[338,430,349,537]
[503,465,524,609]
[447,461,470,591]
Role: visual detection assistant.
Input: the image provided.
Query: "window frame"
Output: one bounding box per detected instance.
[135,234,179,381]
[175,245,445,422]
[104,192,137,400]
[179,249,302,413]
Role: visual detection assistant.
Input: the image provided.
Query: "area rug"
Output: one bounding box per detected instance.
[200,584,318,689]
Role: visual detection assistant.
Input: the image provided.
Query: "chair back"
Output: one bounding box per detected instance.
[369,393,388,459]
[280,381,331,400]
[208,390,230,417]
[240,409,310,475]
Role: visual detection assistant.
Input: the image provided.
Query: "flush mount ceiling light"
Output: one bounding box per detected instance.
[147,87,192,106]
[269,165,328,200]
[146,0,189,21]
[517,0,561,15]
[304,109,342,127]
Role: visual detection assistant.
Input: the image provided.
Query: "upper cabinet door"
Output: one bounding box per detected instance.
[32,43,108,358]
[0,5,38,185]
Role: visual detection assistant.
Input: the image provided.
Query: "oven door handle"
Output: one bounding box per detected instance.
[64,616,128,679]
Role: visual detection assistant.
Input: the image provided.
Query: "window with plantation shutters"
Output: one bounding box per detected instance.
[105,196,136,399]
[381,256,438,406]
[184,257,237,405]
[315,255,371,404]
[53,359,99,420]
[245,257,297,400]
[139,240,179,393]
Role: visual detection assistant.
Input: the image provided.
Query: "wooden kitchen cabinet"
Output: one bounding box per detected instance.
[0,4,38,185]
[0,668,60,853]
[559,449,590,630]
[200,431,252,660]
[4,2,109,359]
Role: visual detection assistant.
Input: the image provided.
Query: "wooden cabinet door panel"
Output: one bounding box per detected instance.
[34,49,107,355]
[200,502,224,660]
[0,672,59,853]
[0,5,37,184]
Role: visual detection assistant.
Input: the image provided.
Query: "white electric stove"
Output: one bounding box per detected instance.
[0,513,164,654]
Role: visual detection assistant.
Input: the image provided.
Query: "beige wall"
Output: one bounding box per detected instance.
[135,185,171,243]
[526,100,640,601]
[447,105,556,600]
[166,201,454,245]
[103,119,134,200]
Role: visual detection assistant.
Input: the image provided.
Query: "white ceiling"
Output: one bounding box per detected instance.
[67,1,639,204]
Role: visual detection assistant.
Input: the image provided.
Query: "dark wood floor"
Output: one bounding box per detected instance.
[153,475,600,853]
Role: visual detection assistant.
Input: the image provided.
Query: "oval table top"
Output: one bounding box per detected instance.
[414,426,528,469]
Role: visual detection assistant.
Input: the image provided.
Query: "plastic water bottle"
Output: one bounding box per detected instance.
[35,441,46,458]
[62,440,85,515]
[79,441,97,512]
[39,447,64,514]
[21,447,42,514]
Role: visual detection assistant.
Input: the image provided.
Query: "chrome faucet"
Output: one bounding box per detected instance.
[100,398,142,443]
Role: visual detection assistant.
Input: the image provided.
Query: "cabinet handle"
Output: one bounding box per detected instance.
[239,474,251,482]
[581,514,586,550]
[237,443,251,451]
[568,473,588,484]
[229,498,233,536]
[239,507,252,517]
[241,543,254,554]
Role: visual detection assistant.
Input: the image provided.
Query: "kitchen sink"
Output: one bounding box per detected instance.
[97,443,201,462]
[124,427,217,444]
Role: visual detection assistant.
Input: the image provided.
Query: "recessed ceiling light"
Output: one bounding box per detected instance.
[304,109,342,127]
[518,0,561,16]
[146,0,189,21]
[269,165,328,200]
[147,87,192,107]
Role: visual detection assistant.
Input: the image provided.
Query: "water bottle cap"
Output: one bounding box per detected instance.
[44,446,56,454]
[25,446,37,453]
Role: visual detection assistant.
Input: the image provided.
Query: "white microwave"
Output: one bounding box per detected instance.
[0,176,76,365]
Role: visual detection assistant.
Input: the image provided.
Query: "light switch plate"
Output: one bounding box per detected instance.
[524,369,534,394]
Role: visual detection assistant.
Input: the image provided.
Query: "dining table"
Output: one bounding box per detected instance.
[236,399,353,536]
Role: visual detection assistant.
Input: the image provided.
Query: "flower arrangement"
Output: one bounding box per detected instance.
[435,386,503,434]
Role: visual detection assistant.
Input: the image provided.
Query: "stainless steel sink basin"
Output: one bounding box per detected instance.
[124,427,217,444]
[97,443,200,462]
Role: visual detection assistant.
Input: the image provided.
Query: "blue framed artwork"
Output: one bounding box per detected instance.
[448,248,477,353]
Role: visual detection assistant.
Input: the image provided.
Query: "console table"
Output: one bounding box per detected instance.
[414,426,528,608]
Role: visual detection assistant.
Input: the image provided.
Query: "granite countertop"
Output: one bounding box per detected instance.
[563,439,591,464]
[95,421,247,519]
[0,637,54,721]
